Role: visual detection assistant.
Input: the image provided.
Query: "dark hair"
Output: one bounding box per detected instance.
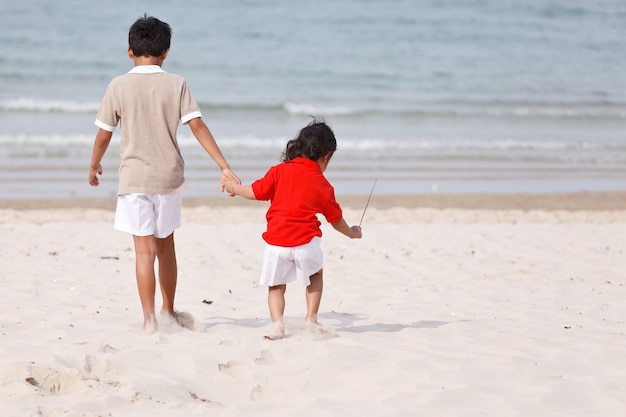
[128,14,171,57]
[282,117,337,162]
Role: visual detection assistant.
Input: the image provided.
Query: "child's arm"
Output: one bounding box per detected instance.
[331,218,362,239]
[188,117,240,192]
[225,182,257,200]
[89,128,113,187]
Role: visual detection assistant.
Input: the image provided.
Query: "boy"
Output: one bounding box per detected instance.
[88,15,239,332]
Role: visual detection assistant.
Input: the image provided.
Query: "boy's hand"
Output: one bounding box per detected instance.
[89,164,103,186]
[220,168,241,196]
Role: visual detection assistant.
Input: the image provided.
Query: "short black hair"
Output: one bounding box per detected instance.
[282,117,337,162]
[128,14,171,57]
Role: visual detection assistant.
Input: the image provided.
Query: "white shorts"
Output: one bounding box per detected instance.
[114,193,182,238]
[259,237,323,287]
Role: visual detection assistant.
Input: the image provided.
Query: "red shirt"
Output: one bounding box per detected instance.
[252,157,343,247]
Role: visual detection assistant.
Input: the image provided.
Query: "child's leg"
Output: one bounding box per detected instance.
[133,235,158,330]
[156,233,177,316]
[268,284,286,321]
[305,269,323,325]
[267,284,286,338]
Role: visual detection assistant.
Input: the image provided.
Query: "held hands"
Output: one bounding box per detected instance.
[223,179,237,197]
[89,164,103,186]
[220,168,241,196]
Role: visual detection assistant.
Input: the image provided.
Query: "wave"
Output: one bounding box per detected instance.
[332,138,626,152]
[2,133,625,153]
[440,103,626,119]
[0,134,95,146]
[0,98,101,113]
[202,100,626,119]
[283,102,356,116]
[3,96,626,120]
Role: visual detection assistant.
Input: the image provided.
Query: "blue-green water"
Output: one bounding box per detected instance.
[1,0,626,198]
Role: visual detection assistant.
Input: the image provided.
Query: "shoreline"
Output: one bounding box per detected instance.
[1,191,626,211]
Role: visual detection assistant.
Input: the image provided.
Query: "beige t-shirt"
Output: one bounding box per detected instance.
[95,65,201,195]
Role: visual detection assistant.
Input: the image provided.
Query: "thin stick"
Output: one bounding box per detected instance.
[359,177,378,227]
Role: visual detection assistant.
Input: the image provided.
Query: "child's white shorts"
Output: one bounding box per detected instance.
[259,237,323,287]
[114,193,182,238]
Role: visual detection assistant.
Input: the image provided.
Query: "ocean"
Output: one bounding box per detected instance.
[1,0,626,199]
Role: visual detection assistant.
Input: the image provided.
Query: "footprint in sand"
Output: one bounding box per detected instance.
[254,349,277,365]
[98,343,116,353]
[217,360,254,379]
[25,365,84,395]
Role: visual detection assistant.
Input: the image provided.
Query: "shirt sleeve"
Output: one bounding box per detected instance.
[322,188,343,223]
[181,111,202,124]
[94,79,121,132]
[94,118,116,132]
[179,79,202,124]
[251,167,276,201]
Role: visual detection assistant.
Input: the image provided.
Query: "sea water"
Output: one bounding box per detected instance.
[1,0,626,199]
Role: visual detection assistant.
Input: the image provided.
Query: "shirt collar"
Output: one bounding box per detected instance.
[128,65,166,74]
[292,157,321,171]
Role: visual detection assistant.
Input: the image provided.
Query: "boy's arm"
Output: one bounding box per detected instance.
[89,128,113,186]
[188,117,240,192]
[331,218,362,239]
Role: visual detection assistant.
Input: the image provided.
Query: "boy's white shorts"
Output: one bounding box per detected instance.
[114,193,182,238]
[259,237,323,287]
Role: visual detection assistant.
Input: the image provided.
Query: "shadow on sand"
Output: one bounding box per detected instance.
[320,311,457,333]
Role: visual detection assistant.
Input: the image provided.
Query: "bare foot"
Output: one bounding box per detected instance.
[143,315,158,334]
[306,320,326,334]
[264,320,285,340]
[306,318,320,327]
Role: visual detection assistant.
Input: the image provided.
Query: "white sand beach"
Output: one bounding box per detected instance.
[1,193,625,416]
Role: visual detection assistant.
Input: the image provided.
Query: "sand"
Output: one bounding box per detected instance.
[1,192,625,416]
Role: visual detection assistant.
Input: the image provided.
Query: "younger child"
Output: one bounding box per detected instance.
[88,15,239,332]
[224,118,362,339]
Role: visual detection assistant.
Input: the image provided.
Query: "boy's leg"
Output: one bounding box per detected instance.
[267,284,286,339]
[305,269,323,325]
[133,235,158,330]
[156,233,177,316]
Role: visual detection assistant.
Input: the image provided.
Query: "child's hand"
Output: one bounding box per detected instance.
[224,180,237,197]
[350,225,362,239]
[331,219,362,239]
